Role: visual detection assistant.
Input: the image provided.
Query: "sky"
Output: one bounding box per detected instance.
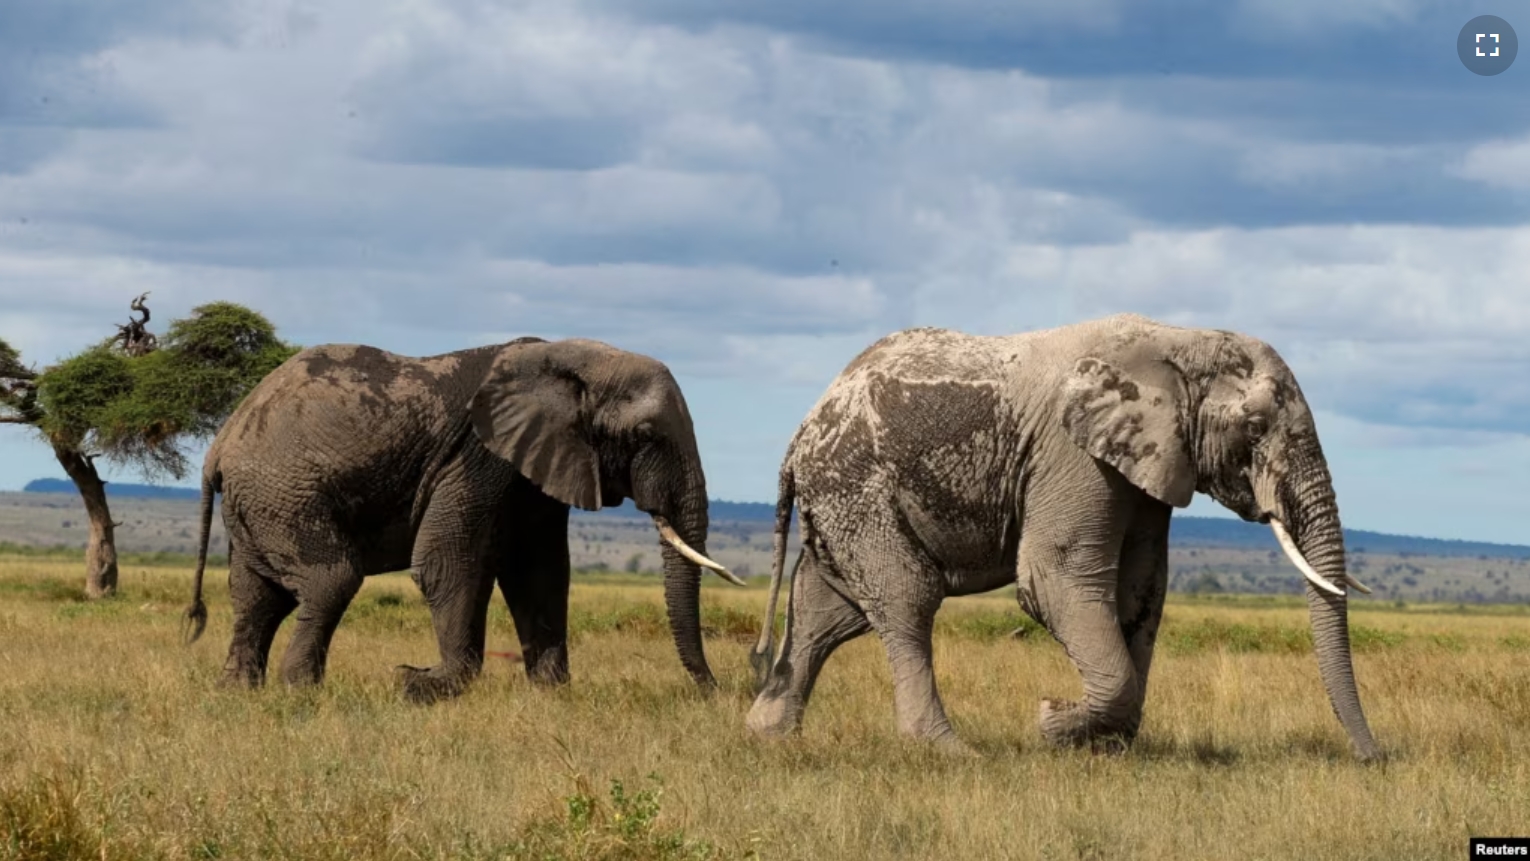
[1,0,1528,543]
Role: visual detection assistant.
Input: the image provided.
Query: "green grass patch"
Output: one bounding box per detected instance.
[1159,619,1405,656]
[344,591,433,636]
[0,576,88,603]
[937,611,1046,641]
[490,772,737,861]
[1425,632,1468,652]
[0,545,227,569]
[1161,619,1311,655]
[1349,625,1407,650]
[1499,633,1530,651]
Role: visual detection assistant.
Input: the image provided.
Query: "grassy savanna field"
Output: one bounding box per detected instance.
[3,557,1529,860]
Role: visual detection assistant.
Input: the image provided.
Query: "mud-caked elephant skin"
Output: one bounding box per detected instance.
[182,337,738,702]
[745,313,1381,761]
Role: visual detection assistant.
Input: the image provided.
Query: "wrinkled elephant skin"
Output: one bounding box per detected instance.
[746,314,1381,761]
[183,337,729,701]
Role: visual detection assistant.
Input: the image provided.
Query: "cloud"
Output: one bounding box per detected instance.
[1009,223,1530,432]
[0,0,245,133]
[0,0,1528,534]
[4,0,1517,292]
[1454,134,1530,189]
[598,0,1476,83]
[1232,0,1429,33]
[0,0,237,55]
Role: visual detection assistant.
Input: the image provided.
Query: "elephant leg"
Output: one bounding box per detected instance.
[399,554,496,704]
[746,546,871,736]
[498,517,572,686]
[396,470,500,704]
[867,599,964,748]
[1022,521,1140,752]
[494,489,572,685]
[220,557,297,689]
[277,563,364,688]
[1117,498,1171,698]
[845,523,964,748]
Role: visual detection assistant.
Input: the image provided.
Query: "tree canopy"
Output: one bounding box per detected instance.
[1,296,297,598]
[2,300,298,481]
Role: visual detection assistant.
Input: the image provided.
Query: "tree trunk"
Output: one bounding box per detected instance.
[52,443,119,599]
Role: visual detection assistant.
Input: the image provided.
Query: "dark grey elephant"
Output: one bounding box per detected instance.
[182,337,740,702]
[745,313,1380,760]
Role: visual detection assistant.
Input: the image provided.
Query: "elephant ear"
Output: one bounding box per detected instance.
[1061,354,1196,508]
[470,342,604,511]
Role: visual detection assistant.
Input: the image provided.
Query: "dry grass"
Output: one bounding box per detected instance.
[2,560,1528,860]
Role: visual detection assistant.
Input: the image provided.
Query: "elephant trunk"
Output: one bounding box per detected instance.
[1275,459,1382,762]
[637,463,718,688]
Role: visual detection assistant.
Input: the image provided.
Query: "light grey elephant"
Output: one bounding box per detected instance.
[745,314,1380,760]
[183,337,741,703]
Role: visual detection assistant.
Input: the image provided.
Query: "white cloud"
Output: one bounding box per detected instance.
[1454,135,1530,190]
[0,0,1528,539]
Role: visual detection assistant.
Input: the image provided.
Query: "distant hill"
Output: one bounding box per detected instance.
[24,478,201,500]
[578,499,1530,560]
[24,478,1530,559]
[1165,516,1530,560]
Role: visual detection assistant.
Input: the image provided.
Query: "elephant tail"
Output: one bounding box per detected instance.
[182,469,219,645]
[750,464,796,691]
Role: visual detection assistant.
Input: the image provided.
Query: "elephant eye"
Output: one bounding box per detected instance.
[1246,415,1269,441]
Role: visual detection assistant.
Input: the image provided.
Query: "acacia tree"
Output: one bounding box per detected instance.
[0,295,297,598]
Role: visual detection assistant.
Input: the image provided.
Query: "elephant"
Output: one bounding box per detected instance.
[182,336,742,703]
[744,313,1381,761]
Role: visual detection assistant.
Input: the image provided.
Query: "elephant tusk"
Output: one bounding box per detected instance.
[1342,574,1373,595]
[1270,519,1345,596]
[652,516,748,587]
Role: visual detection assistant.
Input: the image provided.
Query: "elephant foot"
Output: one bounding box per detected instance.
[928,733,979,758]
[523,647,571,687]
[280,666,326,689]
[1039,698,1134,755]
[745,694,800,738]
[216,659,267,690]
[396,664,471,705]
[215,669,263,690]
